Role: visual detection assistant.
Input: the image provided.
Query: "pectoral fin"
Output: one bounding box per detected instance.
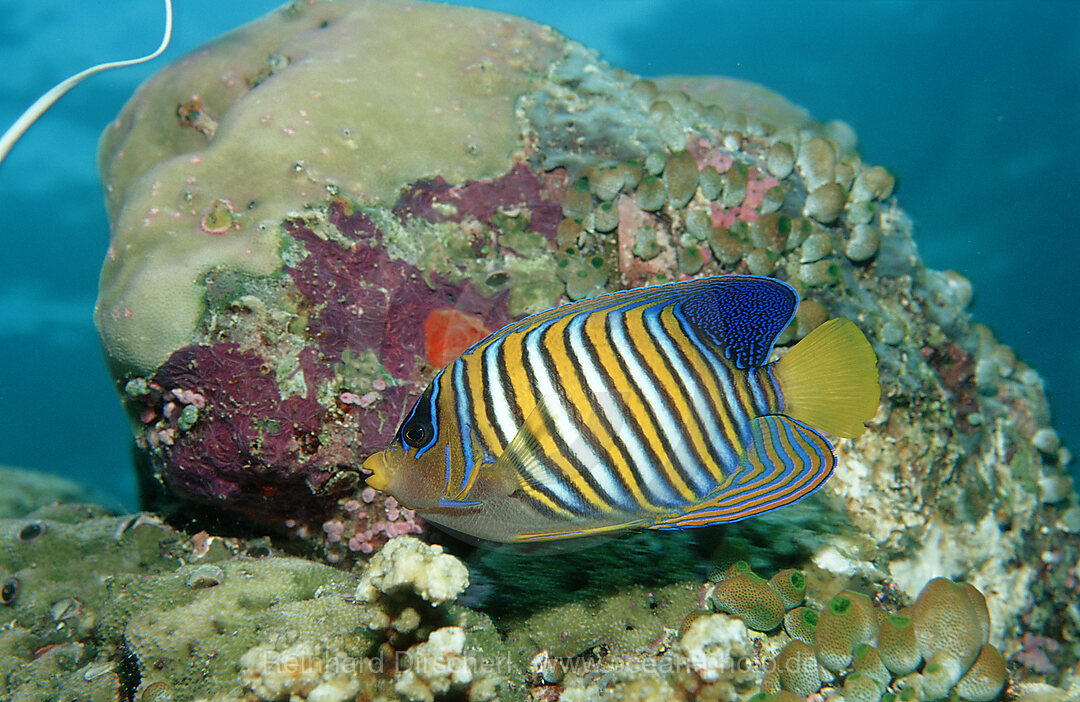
[488,392,566,495]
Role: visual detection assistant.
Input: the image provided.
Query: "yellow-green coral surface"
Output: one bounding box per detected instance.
[96,0,561,373]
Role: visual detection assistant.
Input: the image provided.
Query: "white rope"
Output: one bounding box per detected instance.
[0,0,174,168]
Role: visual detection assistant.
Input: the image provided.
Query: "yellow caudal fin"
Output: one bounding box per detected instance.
[774,318,880,438]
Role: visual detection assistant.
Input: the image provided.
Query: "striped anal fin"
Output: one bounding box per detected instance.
[512,518,650,543]
[648,415,835,530]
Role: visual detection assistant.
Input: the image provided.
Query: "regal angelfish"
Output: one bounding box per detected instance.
[363,275,879,543]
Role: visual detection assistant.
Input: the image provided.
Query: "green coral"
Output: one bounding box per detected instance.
[706,563,806,633]
[556,243,612,301]
[509,581,701,659]
[776,640,821,697]
[784,606,818,644]
[109,558,371,698]
[761,578,1007,702]
[877,612,922,676]
[953,644,1008,702]
[0,505,202,699]
[767,569,807,610]
[843,670,886,702]
[663,150,700,208]
[814,591,878,672]
[710,570,786,632]
[911,578,989,672]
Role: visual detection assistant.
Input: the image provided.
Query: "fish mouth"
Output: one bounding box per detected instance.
[362,452,391,491]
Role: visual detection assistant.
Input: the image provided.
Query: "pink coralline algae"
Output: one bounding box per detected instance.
[321,492,424,560]
[392,162,566,243]
[285,200,517,378]
[126,176,535,535]
[139,343,327,509]
[687,135,780,226]
[288,489,425,563]
[1011,632,1061,675]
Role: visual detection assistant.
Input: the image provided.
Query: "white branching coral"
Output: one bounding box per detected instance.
[355,536,469,607]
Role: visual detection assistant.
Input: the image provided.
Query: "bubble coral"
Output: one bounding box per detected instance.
[710,567,786,632]
[953,643,1008,702]
[776,640,821,697]
[876,611,922,676]
[813,592,878,672]
[843,670,886,702]
[784,606,818,645]
[911,577,989,672]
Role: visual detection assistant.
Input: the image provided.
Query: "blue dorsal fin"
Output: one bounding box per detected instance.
[457,275,798,372]
[676,275,798,369]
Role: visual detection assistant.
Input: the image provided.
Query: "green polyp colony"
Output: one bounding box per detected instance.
[698,165,723,200]
[953,645,1009,702]
[708,563,802,632]
[844,671,886,702]
[784,606,818,644]
[562,177,594,218]
[590,164,625,201]
[684,207,713,241]
[815,593,876,672]
[776,640,822,697]
[709,224,752,265]
[720,161,748,208]
[768,568,807,610]
[853,643,892,687]
[750,212,792,252]
[711,571,785,632]
[663,150,700,208]
[677,244,705,275]
[556,244,611,301]
[635,175,667,211]
[592,201,619,233]
[632,226,662,260]
[748,577,1008,702]
[878,613,922,676]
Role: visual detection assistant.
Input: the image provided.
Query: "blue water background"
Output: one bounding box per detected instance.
[0,1,1076,510]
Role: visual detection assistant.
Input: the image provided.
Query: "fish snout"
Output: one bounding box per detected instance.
[362,451,392,491]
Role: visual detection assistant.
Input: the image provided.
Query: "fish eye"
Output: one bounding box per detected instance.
[401,420,433,448]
